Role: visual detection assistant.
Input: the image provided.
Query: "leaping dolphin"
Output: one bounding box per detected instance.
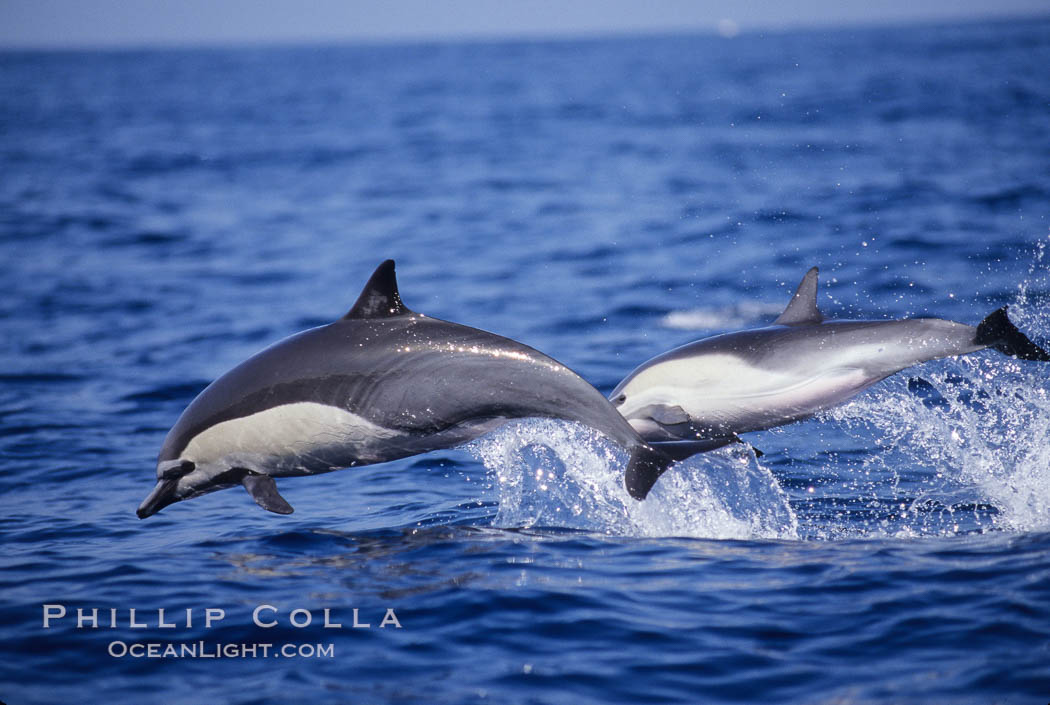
[138,260,672,517]
[611,267,1049,498]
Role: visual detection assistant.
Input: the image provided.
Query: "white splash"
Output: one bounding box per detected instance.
[826,353,1050,535]
[465,419,798,540]
[661,301,784,330]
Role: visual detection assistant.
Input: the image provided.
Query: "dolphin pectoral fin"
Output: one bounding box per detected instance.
[241,473,294,514]
[650,404,691,426]
[624,444,675,501]
[975,306,1050,361]
[775,267,823,326]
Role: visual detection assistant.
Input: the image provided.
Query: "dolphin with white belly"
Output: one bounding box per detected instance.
[138,260,672,517]
[611,267,1049,498]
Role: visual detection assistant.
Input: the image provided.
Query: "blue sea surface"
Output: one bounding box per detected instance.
[3,17,1050,704]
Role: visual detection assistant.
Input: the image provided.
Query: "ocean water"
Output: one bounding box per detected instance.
[3,17,1050,704]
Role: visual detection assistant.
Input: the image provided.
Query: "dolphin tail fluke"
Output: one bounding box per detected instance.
[975,307,1050,361]
[242,473,295,514]
[651,437,737,461]
[624,444,676,501]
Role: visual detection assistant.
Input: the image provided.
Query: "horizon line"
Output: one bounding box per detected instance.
[1,9,1047,53]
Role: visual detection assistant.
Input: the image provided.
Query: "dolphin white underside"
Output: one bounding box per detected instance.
[619,350,904,438]
[627,367,877,437]
[174,401,506,498]
[182,402,399,473]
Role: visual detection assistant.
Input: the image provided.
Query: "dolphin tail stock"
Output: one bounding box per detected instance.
[651,436,739,461]
[974,307,1050,361]
[624,444,676,501]
[651,434,765,467]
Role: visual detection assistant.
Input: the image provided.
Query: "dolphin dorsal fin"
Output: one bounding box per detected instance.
[343,259,411,319]
[774,267,823,326]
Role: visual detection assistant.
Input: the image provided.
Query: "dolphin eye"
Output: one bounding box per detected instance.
[615,394,627,404]
[161,460,195,480]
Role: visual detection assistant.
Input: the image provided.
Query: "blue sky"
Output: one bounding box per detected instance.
[1,0,1048,49]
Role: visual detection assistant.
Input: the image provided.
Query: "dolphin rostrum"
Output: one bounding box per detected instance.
[611,267,1049,498]
[138,260,672,517]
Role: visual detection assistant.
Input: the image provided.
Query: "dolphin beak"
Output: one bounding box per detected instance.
[137,478,180,519]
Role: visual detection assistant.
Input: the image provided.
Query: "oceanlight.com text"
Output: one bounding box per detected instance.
[107,640,335,659]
